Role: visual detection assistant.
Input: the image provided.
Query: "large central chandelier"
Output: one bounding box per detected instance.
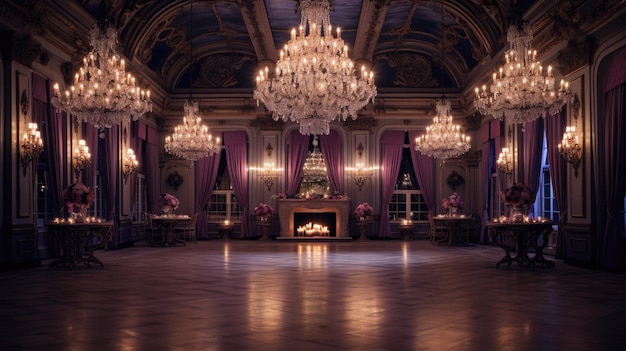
[253,0,377,135]
[52,25,152,136]
[415,98,471,159]
[474,23,573,124]
[164,100,221,162]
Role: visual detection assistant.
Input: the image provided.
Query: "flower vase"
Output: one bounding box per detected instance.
[74,205,87,223]
[162,206,171,217]
[510,206,524,223]
[449,207,458,216]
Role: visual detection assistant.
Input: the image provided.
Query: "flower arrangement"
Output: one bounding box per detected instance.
[501,183,536,207]
[157,193,180,213]
[62,182,94,213]
[254,202,274,219]
[354,202,374,218]
[442,192,464,210]
[272,191,345,200]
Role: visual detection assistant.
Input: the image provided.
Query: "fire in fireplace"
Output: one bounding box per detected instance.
[294,212,336,237]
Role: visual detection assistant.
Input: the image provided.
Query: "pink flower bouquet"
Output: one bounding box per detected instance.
[354,202,374,218]
[254,202,274,218]
[157,193,180,212]
[501,183,536,207]
[62,182,94,213]
[442,192,464,210]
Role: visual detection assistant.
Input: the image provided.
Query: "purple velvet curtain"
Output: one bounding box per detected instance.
[408,131,435,213]
[287,131,310,195]
[101,127,119,247]
[83,126,99,190]
[224,131,250,238]
[145,143,160,214]
[319,130,344,193]
[195,142,222,239]
[544,109,567,258]
[378,131,405,238]
[596,62,626,269]
[522,118,545,216]
[479,140,493,243]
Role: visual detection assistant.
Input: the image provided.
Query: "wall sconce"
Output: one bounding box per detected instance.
[558,125,582,177]
[73,139,91,179]
[250,163,283,191]
[122,148,139,184]
[345,163,377,191]
[496,147,513,175]
[20,122,44,176]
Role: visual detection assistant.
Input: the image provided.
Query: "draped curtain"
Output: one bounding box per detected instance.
[195,141,222,239]
[378,131,405,238]
[224,131,250,238]
[544,109,567,258]
[102,127,119,248]
[145,143,160,214]
[319,130,344,193]
[596,50,626,270]
[522,118,545,216]
[408,131,435,214]
[287,131,310,195]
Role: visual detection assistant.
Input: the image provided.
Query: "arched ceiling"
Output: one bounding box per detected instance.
[76,0,531,94]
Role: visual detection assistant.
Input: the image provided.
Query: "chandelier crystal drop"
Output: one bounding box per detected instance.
[474,23,573,124]
[52,25,152,134]
[253,0,377,135]
[302,137,328,185]
[415,98,471,159]
[164,100,221,162]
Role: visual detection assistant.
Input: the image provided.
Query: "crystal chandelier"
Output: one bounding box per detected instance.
[558,125,582,177]
[164,100,221,162]
[301,137,329,192]
[52,25,152,136]
[73,139,91,179]
[20,122,44,176]
[253,0,377,135]
[474,23,573,124]
[497,147,513,174]
[122,148,138,184]
[415,98,471,159]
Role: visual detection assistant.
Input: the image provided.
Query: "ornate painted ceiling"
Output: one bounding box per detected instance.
[0,0,620,121]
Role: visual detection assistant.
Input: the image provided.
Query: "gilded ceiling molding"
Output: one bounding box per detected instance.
[196,54,253,88]
[558,37,596,76]
[344,116,377,131]
[137,12,180,67]
[353,0,390,63]
[239,0,273,62]
[375,54,437,88]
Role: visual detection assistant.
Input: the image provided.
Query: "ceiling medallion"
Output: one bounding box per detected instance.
[253,0,377,135]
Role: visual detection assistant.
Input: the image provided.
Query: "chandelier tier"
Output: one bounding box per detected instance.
[253,0,377,136]
[474,23,573,124]
[164,100,221,162]
[52,25,152,134]
[415,98,471,159]
[302,137,328,185]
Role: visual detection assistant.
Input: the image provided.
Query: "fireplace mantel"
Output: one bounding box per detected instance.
[278,198,352,237]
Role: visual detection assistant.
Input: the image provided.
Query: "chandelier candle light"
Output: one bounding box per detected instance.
[345,163,377,191]
[164,100,221,162]
[415,98,471,159]
[474,23,573,124]
[558,125,582,177]
[497,147,513,174]
[52,25,152,137]
[20,122,44,176]
[122,148,139,184]
[250,163,283,191]
[73,139,91,179]
[253,0,376,136]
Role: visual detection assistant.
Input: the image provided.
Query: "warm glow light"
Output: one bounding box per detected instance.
[253,0,376,135]
[497,147,513,174]
[73,139,91,179]
[415,98,471,159]
[345,163,378,191]
[122,148,139,183]
[20,122,44,176]
[558,125,582,176]
[164,100,221,162]
[250,163,283,191]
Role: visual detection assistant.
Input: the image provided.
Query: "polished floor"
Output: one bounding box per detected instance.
[1,238,626,351]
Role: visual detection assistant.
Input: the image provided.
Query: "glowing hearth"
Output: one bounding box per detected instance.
[297,222,330,236]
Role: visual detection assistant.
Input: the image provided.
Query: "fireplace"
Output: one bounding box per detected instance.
[294,212,337,236]
[277,199,351,237]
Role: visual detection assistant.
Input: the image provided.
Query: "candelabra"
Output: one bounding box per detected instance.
[164,100,221,162]
[474,23,573,124]
[20,122,44,176]
[250,163,283,191]
[558,126,582,177]
[253,0,376,135]
[122,148,139,184]
[345,163,377,191]
[496,147,513,175]
[52,25,152,137]
[73,139,91,179]
[415,98,471,159]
